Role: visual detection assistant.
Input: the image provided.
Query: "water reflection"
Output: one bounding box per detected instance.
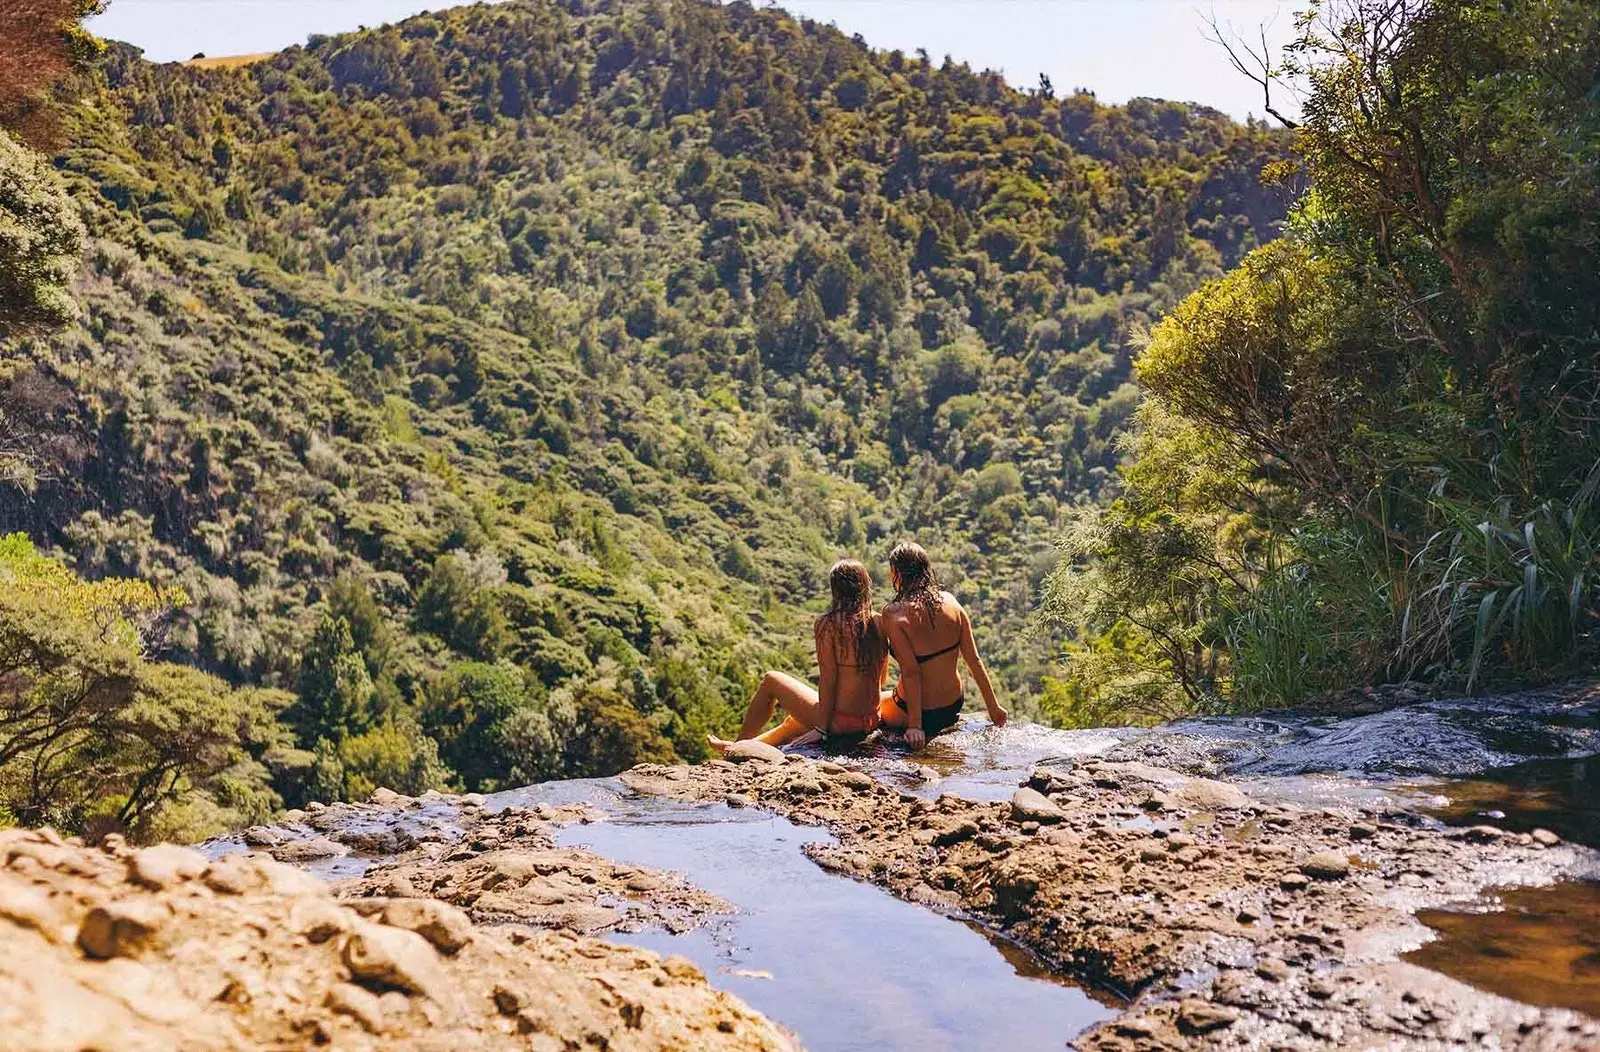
[1407,883,1600,1017]
[549,791,1118,1052]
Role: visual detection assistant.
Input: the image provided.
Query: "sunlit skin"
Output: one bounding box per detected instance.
[876,540,998,745]
[878,568,1007,750]
[708,561,888,753]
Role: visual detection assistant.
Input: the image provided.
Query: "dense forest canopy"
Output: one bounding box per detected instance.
[0,0,1292,838]
[1040,0,1600,725]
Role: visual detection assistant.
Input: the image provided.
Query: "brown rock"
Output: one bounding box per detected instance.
[342,922,452,1003]
[77,900,169,959]
[1300,851,1351,880]
[127,845,208,890]
[1175,778,1253,811]
[932,819,980,847]
[326,981,387,1033]
[382,899,474,955]
[1010,788,1066,824]
[722,740,785,764]
[1530,828,1561,846]
[1177,1000,1239,1034]
[270,837,349,863]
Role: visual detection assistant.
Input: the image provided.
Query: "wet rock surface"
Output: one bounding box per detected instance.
[0,826,794,1051]
[621,753,1600,1050]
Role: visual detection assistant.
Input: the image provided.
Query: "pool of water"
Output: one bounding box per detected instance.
[541,789,1119,1052]
[1405,754,1600,849]
[1406,882,1600,1018]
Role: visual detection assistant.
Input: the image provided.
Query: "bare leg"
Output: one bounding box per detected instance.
[877,690,905,730]
[758,715,812,748]
[708,671,823,753]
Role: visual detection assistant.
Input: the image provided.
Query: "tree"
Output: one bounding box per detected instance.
[0,534,283,840]
[0,129,83,337]
[291,615,376,744]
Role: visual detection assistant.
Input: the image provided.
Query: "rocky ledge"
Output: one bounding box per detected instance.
[0,825,793,1050]
[622,751,1600,1050]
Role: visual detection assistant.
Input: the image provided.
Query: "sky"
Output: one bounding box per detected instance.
[89,0,1300,122]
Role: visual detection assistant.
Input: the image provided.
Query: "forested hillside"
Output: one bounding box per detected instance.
[0,0,1289,836]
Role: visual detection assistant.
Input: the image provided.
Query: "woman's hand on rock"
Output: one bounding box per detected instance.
[903,727,927,750]
[989,706,1008,728]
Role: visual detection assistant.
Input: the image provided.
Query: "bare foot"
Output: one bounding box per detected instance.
[706,734,731,754]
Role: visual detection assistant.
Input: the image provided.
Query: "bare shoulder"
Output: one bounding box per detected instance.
[940,591,966,618]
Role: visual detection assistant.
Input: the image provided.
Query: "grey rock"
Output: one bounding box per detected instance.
[1010,787,1066,824]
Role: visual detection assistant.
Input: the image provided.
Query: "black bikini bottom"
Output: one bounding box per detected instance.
[894,695,964,738]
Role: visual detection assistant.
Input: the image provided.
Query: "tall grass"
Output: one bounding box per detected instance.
[1401,494,1598,691]
[1220,485,1598,708]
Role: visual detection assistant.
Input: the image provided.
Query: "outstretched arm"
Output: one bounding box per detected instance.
[884,615,925,748]
[958,608,1007,727]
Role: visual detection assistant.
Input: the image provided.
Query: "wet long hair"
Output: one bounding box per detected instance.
[814,559,884,672]
[888,541,943,626]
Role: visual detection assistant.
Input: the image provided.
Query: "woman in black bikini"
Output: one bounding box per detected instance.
[878,541,1007,749]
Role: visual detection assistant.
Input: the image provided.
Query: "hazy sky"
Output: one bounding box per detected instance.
[90,0,1300,121]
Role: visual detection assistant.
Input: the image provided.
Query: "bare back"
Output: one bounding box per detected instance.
[817,615,888,725]
[883,591,968,709]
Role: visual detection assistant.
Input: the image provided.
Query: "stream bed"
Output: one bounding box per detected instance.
[208,688,1600,1045]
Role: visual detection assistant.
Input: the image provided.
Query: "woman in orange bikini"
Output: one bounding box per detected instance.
[707,559,888,753]
[878,541,1008,749]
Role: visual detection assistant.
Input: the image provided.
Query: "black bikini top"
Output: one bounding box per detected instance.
[914,640,960,664]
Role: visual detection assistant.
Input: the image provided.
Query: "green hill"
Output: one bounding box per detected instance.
[0,0,1288,822]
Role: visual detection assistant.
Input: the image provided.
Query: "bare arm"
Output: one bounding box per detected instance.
[884,613,924,744]
[957,607,1007,727]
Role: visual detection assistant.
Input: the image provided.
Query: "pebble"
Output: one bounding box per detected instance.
[1530,828,1560,846]
[724,793,753,808]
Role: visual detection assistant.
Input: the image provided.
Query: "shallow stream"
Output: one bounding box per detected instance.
[211,689,1600,1045]
[496,783,1118,1051]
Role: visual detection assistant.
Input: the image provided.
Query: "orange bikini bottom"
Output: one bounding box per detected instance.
[827,708,882,737]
